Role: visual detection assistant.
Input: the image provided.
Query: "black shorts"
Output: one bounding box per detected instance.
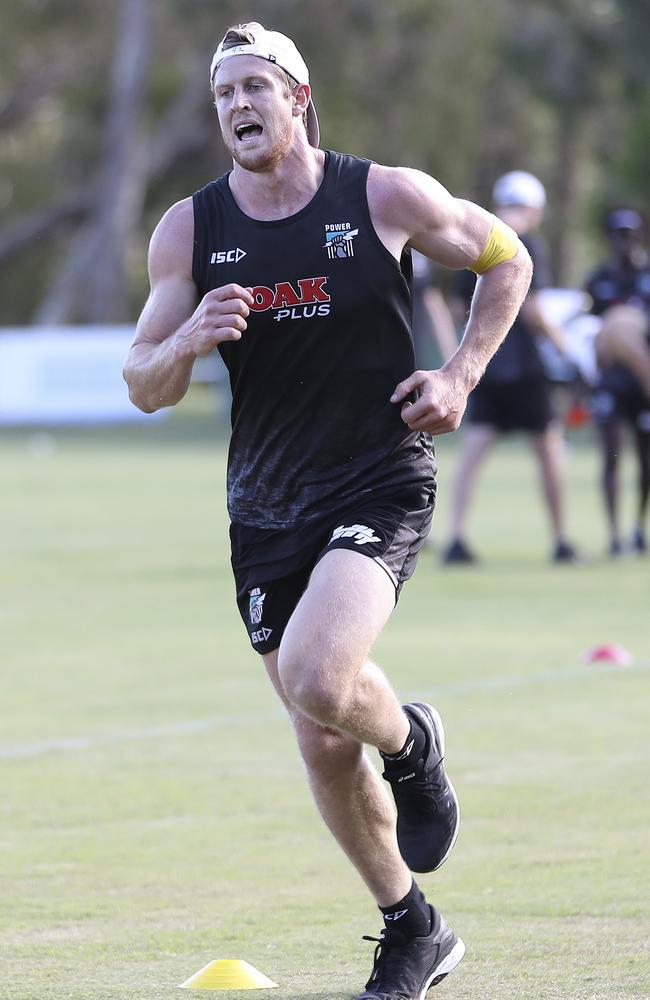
[467,378,553,433]
[591,384,650,431]
[230,483,435,654]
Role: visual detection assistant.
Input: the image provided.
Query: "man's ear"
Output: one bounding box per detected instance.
[293,82,311,117]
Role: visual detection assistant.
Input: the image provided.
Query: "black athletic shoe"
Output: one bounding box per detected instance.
[608,537,623,558]
[630,527,648,554]
[355,905,465,1000]
[442,538,477,565]
[383,703,460,873]
[552,540,582,563]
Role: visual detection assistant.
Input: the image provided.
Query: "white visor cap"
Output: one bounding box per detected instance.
[493,171,546,210]
[210,22,320,148]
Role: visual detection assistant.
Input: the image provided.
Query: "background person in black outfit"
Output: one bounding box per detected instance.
[585,208,650,556]
[443,171,579,565]
[410,249,458,371]
[123,22,532,1000]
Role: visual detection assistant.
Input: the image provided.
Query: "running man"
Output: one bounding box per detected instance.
[123,22,532,999]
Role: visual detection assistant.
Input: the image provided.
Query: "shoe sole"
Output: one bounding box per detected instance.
[420,937,466,996]
[408,702,461,871]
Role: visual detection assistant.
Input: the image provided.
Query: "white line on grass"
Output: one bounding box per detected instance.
[410,659,649,700]
[1,661,647,762]
[0,711,285,761]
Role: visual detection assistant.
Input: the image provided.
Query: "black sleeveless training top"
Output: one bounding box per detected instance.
[192,150,436,530]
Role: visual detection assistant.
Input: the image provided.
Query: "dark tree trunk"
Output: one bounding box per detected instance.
[35,0,152,324]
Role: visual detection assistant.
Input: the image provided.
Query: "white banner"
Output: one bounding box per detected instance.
[0,326,166,425]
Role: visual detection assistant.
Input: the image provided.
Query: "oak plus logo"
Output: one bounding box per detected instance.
[249,276,331,322]
[210,247,247,264]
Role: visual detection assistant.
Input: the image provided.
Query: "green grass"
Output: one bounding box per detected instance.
[2,388,649,1000]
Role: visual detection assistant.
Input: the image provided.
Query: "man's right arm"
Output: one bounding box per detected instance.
[123,198,253,413]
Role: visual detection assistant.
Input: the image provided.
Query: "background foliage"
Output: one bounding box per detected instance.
[1,0,649,323]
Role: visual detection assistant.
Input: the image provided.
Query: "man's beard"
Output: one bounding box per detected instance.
[224,119,293,172]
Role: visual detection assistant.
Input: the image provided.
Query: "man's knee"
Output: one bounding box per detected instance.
[293,717,363,780]
[278,634,362,727]
[277,642,358,727]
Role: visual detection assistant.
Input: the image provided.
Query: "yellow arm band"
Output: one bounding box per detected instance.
[469,216,519,275]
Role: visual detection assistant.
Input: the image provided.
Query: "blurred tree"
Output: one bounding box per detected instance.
[35,0,153,323]
[602,0,650,221]
[499,0,624,281]
[0,0,648,322]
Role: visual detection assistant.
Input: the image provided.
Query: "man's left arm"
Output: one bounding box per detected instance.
[368,166,533,434]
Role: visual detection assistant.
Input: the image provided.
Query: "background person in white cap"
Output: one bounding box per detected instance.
[123,22,533,998]
[443,170,580,565]
[585,208,650,556]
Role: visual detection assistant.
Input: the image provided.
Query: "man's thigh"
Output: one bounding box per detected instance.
[280,548,396,676]
[232,485,434,657]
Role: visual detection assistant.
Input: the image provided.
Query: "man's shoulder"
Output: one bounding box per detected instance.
[152,197,194,245]
[367,161,424,194]
[148,198,194,278]
[366,163,448,223]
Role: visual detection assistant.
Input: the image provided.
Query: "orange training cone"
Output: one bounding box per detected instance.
[179,959,279,991]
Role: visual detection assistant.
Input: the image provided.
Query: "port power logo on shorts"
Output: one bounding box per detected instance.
[249,587,266,624]
[248,276,331,322]
[249,587,273,645]
[330,524,381,546]
[323,222,359,260]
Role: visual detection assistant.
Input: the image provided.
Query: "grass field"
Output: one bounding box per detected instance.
[2,388,649,1000]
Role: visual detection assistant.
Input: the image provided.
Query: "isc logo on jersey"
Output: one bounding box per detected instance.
[249,276,331,322]
[210,248,247,264]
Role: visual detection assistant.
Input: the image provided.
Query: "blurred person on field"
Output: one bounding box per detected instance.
[442,170,579,565]
[411,250,458,370]
[123,21,533,998]
[585,208,650,556]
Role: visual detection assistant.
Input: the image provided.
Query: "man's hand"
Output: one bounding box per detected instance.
[125,280,254,413]
[176,283,254,358]
[390,369,470,435]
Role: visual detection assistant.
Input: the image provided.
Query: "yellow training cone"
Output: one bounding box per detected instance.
[179,959,279,991]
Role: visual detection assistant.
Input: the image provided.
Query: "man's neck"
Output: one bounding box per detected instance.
[229,144,326,221]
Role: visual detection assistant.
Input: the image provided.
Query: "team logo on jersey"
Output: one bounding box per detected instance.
[324,222,359,260]
[249,587,266,624]
[248,276,331,322]
[210,247,247,264]
[330,524,381,546]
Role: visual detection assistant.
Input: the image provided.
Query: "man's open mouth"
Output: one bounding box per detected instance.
[235,122,263,142]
